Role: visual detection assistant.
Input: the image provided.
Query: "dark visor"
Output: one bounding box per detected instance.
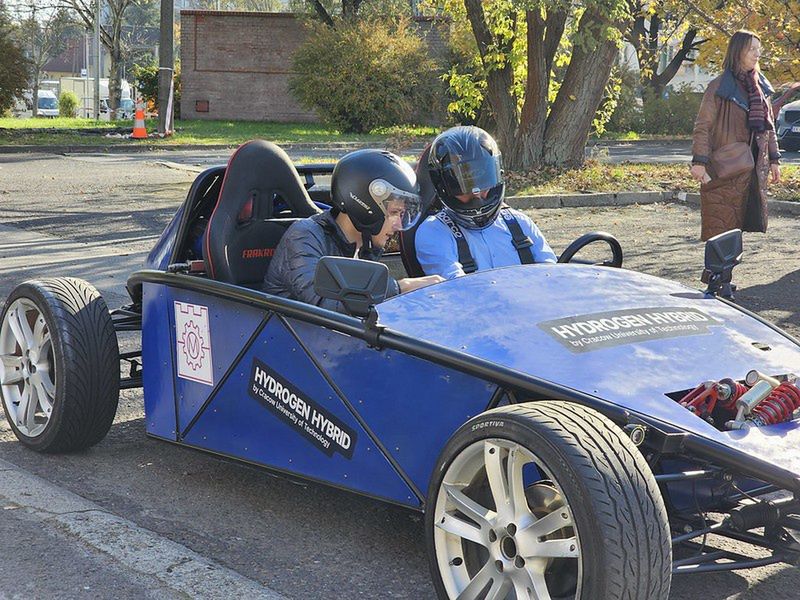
[440,153,503,198]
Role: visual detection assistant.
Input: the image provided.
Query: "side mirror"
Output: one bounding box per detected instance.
[314,256,389,318]
[701,229,742,299]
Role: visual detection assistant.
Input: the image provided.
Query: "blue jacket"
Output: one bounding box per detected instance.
[415,207,557,279]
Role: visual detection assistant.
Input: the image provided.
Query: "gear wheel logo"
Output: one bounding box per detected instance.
[180,320,206,371]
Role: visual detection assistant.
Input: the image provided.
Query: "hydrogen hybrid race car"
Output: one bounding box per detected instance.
[3,140,800,600]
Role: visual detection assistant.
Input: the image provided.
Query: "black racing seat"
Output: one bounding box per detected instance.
[399,144,442,277]
[204,140,321,287]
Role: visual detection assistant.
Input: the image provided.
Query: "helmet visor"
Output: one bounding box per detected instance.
[369,179,422,231]
[440,153,503,199]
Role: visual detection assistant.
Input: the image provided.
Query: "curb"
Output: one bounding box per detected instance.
[506,190,672,210]
[506,190,800,215]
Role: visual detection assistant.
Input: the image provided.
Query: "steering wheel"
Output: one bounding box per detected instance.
[557,232,623,268]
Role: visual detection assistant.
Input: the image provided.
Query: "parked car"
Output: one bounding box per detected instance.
[777,99,800,152]
[36,90,58,118]
[4,140,800,599]
[99,97,135,120]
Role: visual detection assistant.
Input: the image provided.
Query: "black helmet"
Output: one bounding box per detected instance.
[428,126,504,229]
[331,149,422,236]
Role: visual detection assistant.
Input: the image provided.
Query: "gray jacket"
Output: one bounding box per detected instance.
[262,209,400,313]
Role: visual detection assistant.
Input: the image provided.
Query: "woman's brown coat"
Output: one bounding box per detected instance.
[692,71,780,240]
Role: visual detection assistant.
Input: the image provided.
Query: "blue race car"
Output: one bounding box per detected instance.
[3,140,800,600]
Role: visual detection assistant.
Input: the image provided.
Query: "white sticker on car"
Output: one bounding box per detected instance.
[538,307,722,353]
[175,301,214,385]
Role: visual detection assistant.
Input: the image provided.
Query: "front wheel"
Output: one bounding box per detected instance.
[426,401,671,600]
[0,278,119,452]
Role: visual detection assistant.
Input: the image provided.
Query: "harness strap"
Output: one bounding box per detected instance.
[435,210,477,273]
[500,208,535,264]
[436,208,535,272]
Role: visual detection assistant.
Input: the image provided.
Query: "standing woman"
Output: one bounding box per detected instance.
[691,30,781,241]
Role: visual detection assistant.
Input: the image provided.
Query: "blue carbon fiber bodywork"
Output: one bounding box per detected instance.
[141,263,800,508]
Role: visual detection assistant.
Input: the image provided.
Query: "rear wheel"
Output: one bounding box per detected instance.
[0,278,119,452]
[426,401,671,600]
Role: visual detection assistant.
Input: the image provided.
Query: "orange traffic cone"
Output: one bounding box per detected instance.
[131,103,147,139]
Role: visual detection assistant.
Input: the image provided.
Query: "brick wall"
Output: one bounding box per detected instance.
[180,11,451,123]
[181,11,317,122]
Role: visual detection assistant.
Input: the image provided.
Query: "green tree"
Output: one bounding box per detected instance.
[0,7,30,114]
[11,1,73,117]
[626,1,707,97]
[441,0,632,169]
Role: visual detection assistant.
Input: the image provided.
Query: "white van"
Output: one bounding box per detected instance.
[36,90,59,117]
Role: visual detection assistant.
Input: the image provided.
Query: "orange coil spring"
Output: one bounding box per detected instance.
[717,378,749,410]
[751,382,800,425]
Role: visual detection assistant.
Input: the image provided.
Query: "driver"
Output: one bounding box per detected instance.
[263,149,443,312]
[415,126,556,278]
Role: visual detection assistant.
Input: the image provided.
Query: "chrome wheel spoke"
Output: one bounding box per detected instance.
[443,483,495,529]
[8,307,34,351]
[484,574,512,600]
[25,382,39,431]
[455,562,495,600]
[518,508,573,541]
[33,379,53,415]
[0,354,24,385]
[507,446,532,523]
[16,384,31,425]
[525,567,552,600]
[484,441,511,518]
[36,367,55,398]
[436,512,485,546]
[30,317,49,363]
[520,537,578,559]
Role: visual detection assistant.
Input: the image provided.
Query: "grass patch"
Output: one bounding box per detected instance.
[0,117,438,147]
[506,161,800,201]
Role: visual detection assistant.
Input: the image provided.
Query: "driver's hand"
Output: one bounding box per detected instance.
[398,275,445,293]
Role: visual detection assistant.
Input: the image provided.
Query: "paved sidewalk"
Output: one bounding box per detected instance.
[0,458,286,600]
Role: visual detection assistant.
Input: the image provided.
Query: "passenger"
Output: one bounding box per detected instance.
[415,126,556,279]
[263,149,443,312]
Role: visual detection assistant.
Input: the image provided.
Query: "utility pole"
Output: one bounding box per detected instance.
[94,0,101,119]
[158,0,174,134]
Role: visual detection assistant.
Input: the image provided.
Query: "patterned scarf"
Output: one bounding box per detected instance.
[737,69,772,132]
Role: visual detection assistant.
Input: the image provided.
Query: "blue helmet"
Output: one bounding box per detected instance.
[428,126,504,229]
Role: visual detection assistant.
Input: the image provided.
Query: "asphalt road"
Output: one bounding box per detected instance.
[1,151,800,599]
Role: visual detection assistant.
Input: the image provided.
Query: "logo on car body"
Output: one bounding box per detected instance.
[175,301,214,385]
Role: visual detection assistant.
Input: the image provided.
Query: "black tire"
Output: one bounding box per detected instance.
[0,278,119,452]
[425,401,671,600]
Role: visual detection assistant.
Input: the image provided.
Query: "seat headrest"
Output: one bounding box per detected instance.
[204,140,321,284]
[399,144,442,278]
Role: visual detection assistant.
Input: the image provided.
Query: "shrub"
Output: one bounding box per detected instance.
[58,90,78,117]
[640,84,703,135]
[290,17,445,133]
[133,61,158,106]
[606,65,643,134]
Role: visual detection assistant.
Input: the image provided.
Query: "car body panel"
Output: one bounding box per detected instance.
[375,264,800,477]
[139,261,800,509]
[289,318,498,494]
